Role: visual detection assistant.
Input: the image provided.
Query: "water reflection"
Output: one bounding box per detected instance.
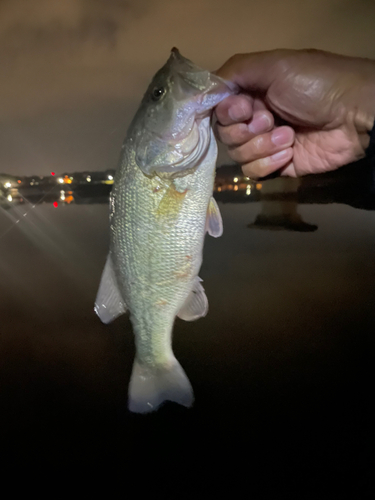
[2,158,375,230]
[247,177,318,232]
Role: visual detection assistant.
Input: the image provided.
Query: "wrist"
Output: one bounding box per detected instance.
[366,119,375,157]
[346,64,375,155]
[351,60,375,136]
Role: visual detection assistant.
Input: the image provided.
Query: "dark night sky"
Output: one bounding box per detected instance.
[1,0,375,176]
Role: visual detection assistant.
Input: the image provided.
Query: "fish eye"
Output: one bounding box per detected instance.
[151,87,165,101]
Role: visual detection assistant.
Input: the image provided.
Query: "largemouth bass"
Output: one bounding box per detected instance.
[95,48,236,413]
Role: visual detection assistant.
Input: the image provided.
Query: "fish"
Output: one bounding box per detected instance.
[95,48,236,413]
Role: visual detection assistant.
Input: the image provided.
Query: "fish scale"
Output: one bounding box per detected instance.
[111,140,215,354]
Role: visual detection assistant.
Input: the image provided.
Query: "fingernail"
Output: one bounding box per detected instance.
[248,114,271,134]
[228,104,248,122]
[270,149,292,162]
[271,127,294,147]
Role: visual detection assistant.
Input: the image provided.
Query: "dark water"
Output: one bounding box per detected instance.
[0,162,374,496]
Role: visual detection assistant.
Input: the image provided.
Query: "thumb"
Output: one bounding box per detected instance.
[215,49,290,93]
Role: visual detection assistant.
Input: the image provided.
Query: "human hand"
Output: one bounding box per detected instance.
[214,49,375,178]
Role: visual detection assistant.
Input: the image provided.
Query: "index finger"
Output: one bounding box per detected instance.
[215,50,292,92]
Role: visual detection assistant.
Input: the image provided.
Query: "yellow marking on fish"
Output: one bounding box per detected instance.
[156,184,188,220]
[174,271,190,279]
[155,277,178,286]
[173,256,192,280]
[155,299,168,306]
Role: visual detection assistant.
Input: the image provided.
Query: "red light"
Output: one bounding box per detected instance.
[51,172,55,176]
[53,201,58,207]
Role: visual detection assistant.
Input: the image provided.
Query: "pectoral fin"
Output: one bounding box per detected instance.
[206,197,223,237]
[94,254,127,324]
[177,277,208,321]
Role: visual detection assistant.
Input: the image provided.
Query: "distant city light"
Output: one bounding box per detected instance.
[60,190,65,201]
[7,194,12,202]
[107,175,113,180]
[246,185,251,196]
[233,177,238,183]
[58,177,64,184]
[51,172,55,176]
[53,201,58,208]
[64,192,74,204]
[4,182,11,188]
[256,183,262,190]
[244,177,250,180]
[17,180,21,184]
[234,185,238,191]
[86,176,91,182]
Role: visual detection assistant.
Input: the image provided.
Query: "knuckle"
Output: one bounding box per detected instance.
[228,123,249,146]
[242,162,259,179]
[227,147,241,162]
[251,135,266,154]
[228,145,248,163]
[220,131,232,146]
[249,161,262,178]
[213,123,220,140]
[227,53,243,65]
[216,125,231,145]
[252,157,273,178]
[222,129,235,145]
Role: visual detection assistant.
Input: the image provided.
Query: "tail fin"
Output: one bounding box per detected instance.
[128,357,194,413]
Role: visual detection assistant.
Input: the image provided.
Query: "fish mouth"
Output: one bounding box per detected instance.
[170,47,238,96]
[171,47,181,57]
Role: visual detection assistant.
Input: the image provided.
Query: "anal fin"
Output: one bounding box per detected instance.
[94,254,127,324]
